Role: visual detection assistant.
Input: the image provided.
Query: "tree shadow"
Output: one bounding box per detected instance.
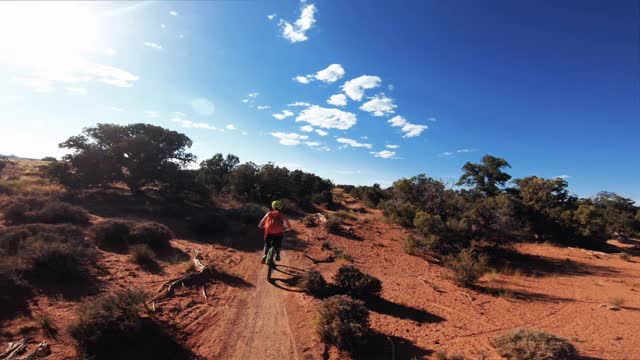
[365,296,445,324]
[486,247,620,278]
[81,318,197,360]
[476,285,576,303]
[355,331,433,360]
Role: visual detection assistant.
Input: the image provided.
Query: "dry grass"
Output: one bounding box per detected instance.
[0,160,62,195]
[491,329,577,360]
[35,312,59,340]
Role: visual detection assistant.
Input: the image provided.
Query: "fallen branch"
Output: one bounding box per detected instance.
[304,254,335,264]
[17,342,50,360]
[193,250,206,271]
[201,286,208,301]
[0,338,30,360]
[458,290,474,303]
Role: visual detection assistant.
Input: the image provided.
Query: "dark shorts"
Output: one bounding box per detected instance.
[265,233,283,249]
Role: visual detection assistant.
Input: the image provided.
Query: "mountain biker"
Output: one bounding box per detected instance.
[258,200,291,263]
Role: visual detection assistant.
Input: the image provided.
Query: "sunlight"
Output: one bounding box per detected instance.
[0,2,100,70]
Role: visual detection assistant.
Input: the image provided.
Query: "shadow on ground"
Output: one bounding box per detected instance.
[355,331,432,360]
[487,247,620,278]
[365,296,446,324]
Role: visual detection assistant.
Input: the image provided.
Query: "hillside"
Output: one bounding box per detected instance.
[1,159,639,359]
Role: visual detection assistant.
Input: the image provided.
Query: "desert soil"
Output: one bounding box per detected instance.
[1,191,639,359]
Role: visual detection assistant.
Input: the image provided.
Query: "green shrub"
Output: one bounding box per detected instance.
[312,190,333,205]
[325,217,343,234]
[2,197,89,225]
[128,222,173,250]
[444,248,488,288]
[130,244,158,271]
[490,329,577,360]
[336,210,357,222]
[299,269,328,297]
[316,295,370,354]
[333,265,382,299]
[68,289,150,359]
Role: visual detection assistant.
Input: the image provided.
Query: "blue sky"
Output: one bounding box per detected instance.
[0,1,638,201]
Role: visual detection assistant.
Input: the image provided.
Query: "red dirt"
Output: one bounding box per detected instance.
[2,191,639,359]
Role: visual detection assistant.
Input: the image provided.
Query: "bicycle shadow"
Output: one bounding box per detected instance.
[268,264,305,292]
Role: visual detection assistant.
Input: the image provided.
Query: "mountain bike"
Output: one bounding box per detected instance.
[265,230,289,281]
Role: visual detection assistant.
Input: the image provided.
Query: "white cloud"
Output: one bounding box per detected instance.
[385,144,399,149]
[296,106,356,130]
[104,48,117,56]
[278,3,317,43]
[191,98,215,116]
[555,175,570,179]
[337,138,372,149]
[305,141,320,147]
[16,62,139,92]
[171,118,216,130]
[288,101,311,107]
[143,42,163,50]
[272,109,295,120]
[428,117,437,122]
[388,115,428,138]
[241,99,249,103]
[226,124,236,130]
[315,129,328,136]
[300,125,314,132]
[65,86,87,96]
[361,136,368,139]
[169,11,178,16]
[359,95,396,116]
[241,131,248,136]
[271,132,308,145]
[110,106,124,112]
[439,152,454,157]
[267,14,277,20]
[327,93,347,106]
[315,64,345,83]
[371,150,395,159]
[177,34,185,39]
[342,75,382,101]
[456,149,473,153]
[161,23,166,29]
[387,84,395,91]
[145,110,160,118]
[256,105,271,110]
[248,92,259,98]
[294,75,313,84]
[174,111,186,117]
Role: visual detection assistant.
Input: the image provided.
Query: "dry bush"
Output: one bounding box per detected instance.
[490,329,577,360]
[91,220,131,251]
[129,244,158,271]
[336,210,357,222]
[189,212,229,236]
[2,197,89,225]
[321,240,332,250]
[128,222,173,251]
[299,269,328,297]
[0,224,92,283]
[68,289,150,359]
[228,203,268,224]
[333,265,382,299]
[325,217,343,234]
[435,351,465,360]
[610,297,625,307]
[316,295,370,354]
[332,247,353,262]
[403,235,419,255]
[91,220,173,251]
[618,252,631,262]
[444,248,488,288]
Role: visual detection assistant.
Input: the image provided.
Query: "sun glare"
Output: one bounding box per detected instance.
[0,2,100,70]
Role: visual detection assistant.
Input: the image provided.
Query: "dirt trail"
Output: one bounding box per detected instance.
[184,231,310,360]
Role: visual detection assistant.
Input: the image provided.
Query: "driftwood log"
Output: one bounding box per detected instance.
[0,338,50,360]
[152,250,217,302]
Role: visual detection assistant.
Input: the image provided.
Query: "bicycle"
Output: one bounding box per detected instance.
[264,229,289,281]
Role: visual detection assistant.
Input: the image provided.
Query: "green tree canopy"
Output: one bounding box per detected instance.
[457,155,512,196]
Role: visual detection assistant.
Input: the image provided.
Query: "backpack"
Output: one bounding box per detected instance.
[264,211,284,235]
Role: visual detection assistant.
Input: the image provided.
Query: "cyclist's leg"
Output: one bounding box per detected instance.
[274,235,283,261]
[262,235,272,263]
